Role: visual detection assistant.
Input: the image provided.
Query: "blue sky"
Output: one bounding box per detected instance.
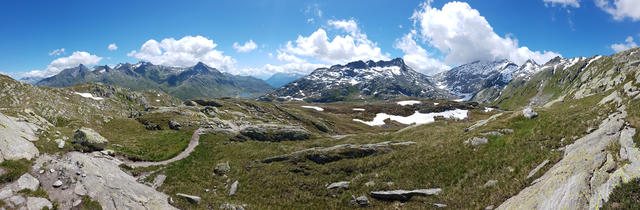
[1,0,639,79]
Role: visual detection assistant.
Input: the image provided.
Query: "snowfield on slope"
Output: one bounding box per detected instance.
[353,109,468,126]
[73,92,104,100]
[396,100,422,106]
[301,105,324,111]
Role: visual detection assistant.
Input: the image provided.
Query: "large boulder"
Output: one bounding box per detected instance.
[176,193,201,204]
[522,108,538,119]
[26,197,53,210]
[0,112,40,161]
[239,125,311,142]
[73,127,108,151]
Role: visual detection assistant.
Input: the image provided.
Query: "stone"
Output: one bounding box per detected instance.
[501,129,514,133]
[0,112,40,161]
[522,108,538,119]
[49,168,55,173]
[370,189,441,201]
[350,195,369,206]
[73,127,108,151]
[8,195,25,206]
[52,180,63,188]
[214,161,230,175]
[526,159,550,179]
[220,202,245,210]
[38,170,44,174]
[26,197,53,210]
[100,149,114,156]
[55,139,65,149]
[168,120,182,130]
[239,125,311,142]
[229,180,239,195]
[483,180,498,188]
[364,181,375,187]
[0,188,13,200]
[327,181,350,190]
[176,193,201,204]
[15,173,39,191]
[485,205,495,210]
[187,98,223,107]
[464,137,488,146]
[480,131,504,136]
[434,203,448,208]
[152,174,167,189]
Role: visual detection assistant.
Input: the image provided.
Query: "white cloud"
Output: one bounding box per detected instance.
[543,0,580,8]
[127,35,236,71]
[611,36,638,52]
[233,40,258,53]
[238,62,325,76]
[48,48,65,56]
[411,1,561,66]
[23,51,102,78]
[283,19,389,64]
[108,43,118,51]
[394,31,450,75]
[596,0,640,21]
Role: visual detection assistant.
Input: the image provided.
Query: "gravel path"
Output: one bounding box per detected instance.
[123,128,206,168]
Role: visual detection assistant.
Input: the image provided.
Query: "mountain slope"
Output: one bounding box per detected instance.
[35,62,273,100]
[264,58,454,102]
[265,72,305,88]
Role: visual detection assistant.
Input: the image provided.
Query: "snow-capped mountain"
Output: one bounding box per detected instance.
[264,58,454,102]
[433,59,519,101]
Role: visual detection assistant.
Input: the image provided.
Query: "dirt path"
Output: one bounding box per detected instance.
[123,128,206,168]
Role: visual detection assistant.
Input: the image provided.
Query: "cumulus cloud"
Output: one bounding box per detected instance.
[128,35,236,70]
[410,1,561,66]
[23,51,102,78]
[596,0,640,21]
[238,63,326,76]
[48,48,65,56]
[611,36,638,52]
[282,19,389,64]
[108,43,118,51]
[394,31,450,75]
[233,40,258,53]
[543,0,580,8]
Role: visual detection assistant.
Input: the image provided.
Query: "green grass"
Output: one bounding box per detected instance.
[80,195,103,210]
[0,159,32,184]
[603,178,640,209]
[99,118,194,161]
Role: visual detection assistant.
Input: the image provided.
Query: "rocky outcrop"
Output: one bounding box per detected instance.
[327,181,350,190]
[73,127,108,151]
[26,197,53,210]
[262,141,416,164]
[350,195,369,206]
[0,112,40,161]
[498,105,636,210]
[238,125,310,142]
[176,193,201,204]
[370,189,441,201]
[464,137,488,146]
[33,152,177,210]
[522,107,538,119]
[214,161,230,175]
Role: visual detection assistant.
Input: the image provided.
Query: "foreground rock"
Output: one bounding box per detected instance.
[350,195,369,206]
[327,181,350,190]
[498,105,638,210]
[33,152,177,209]
[522,107,538,119]
[73,127,108,151]
[238,125,311,142]
[176,193,201,204]
[0,112,40,161]
[26,197,53,210]
[464,137,488,146]
[263,141,416,164]
[214,161,230,175]
[370,189,441,201]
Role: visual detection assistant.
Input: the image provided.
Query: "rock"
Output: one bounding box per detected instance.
[501,128,514,133]
[485,205,494,209]
[49,168,55,173]
[239,125,311,142]
[100,149,114,156]
[480,131,504,136]
[263,141,416,164]
[55,139,65,149]
[152,174,167,189]
[229,180,239,195]
[16,173,39,191]
[327,181,350,190]
[8,195,25,206]
[183,100,198,106]
[370,189,441,201]
[464,137,488,146]
[187,98,223,107]
[214,161,230,175]
[72,199,82,207]
[483,180,498,188]
[168,120,182,130]
[434,203,448,208]
[526,159,550,179]
[73,127,108,151]
[176,193,201,204]
[27,197,53,210]
[33,152,177,209]
[38,170,44,174]
[0,112,40,161]
[522,108,538,119]
[52,180,63,188]
[220,202,245,210]
[0,188,13,200]
[364,181,375,187]
[350,195,369,206]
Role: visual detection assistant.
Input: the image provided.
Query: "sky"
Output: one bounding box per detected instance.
[1,0,639,80]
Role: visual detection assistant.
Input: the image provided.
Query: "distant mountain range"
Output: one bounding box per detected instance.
[265,73,305,88]
[262,58,454,102]
[34,62,273,100]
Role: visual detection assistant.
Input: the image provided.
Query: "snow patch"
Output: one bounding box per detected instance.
[484,107,495,112]
[73,92,104,100]
[301,106,324,111]
[396,100,421,106]
[353,109,468,126]
[352,108,365,111]
[434,103,439,106]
